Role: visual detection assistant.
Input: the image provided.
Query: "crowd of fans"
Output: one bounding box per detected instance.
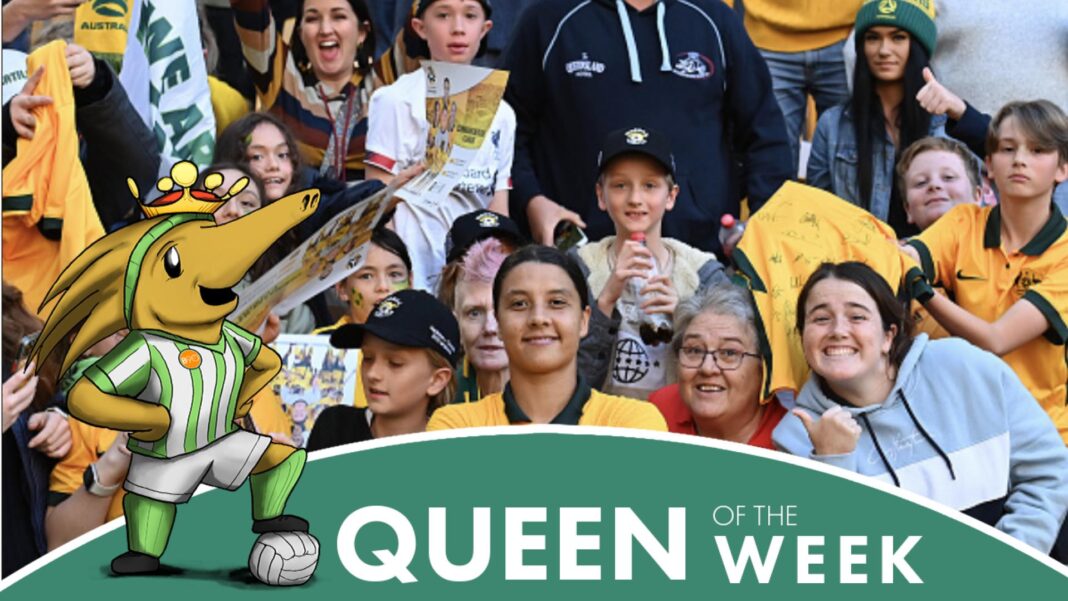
[3,0,1068,577]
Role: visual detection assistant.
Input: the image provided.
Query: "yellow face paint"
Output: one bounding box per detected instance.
[351,289,363,308]
[391,280,409,292]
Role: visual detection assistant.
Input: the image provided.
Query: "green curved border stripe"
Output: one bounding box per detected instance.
[3,432,1065,597]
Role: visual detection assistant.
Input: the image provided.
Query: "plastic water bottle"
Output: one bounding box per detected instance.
[718,214,746,258]
[625,232,674,345]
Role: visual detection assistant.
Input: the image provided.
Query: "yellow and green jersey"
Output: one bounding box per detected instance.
[84,321,262,458]
[909,203,1068,442]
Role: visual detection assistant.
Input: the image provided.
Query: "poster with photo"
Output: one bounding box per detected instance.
[232,187,392,331]
[269,334,361,448]
[395,61,509,210]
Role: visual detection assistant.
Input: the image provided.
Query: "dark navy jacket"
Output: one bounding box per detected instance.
[504,0,792,255]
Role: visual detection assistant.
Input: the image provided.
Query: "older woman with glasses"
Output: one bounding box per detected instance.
[649,283,786,448]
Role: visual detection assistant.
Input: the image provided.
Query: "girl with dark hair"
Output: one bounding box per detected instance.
[427,245,666,430]
[215,112,305,202]
[773,262,1068,558]
[228,0,379,181]
[808,0,971,237]
[215,111,422,245]
[197,162,316,337]
[313,226,414,408]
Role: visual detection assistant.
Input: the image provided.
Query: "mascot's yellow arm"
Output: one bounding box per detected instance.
[68,380,171,442]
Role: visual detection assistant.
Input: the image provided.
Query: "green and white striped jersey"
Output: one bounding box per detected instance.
[84,321,262,458]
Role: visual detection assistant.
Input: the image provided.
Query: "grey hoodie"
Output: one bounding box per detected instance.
[773,334,1068,553]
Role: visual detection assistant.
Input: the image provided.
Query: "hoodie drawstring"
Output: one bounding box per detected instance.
[899,391,957,480]
[615,0,643,82]
[615,0,672,83]
[859,413,901,487]
[656,2,671,72]
[858,390,957,489]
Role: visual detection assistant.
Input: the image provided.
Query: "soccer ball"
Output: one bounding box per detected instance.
[248,531,320,586]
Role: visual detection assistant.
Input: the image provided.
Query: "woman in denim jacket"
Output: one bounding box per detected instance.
[808,0,952,238]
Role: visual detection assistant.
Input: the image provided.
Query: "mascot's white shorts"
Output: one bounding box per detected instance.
[125,430,271,503]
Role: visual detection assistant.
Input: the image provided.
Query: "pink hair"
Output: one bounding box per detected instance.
[459,238,509,284]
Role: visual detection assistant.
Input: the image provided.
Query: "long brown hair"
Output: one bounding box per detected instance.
[3,282,62,412]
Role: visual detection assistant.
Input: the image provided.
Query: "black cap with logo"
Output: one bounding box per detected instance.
[444,209,525,264]
[329,289,461,365]
[597,126,677,179]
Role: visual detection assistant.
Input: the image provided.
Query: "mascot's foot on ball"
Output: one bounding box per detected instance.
[111,551,161,576]
[253,514,310,534]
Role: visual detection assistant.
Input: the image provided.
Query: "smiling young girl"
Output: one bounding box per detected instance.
[313,226,414,408]
[773,262,1068,558]
[364,0,515,292]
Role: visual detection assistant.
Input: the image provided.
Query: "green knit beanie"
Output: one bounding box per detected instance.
[855,0,937,58]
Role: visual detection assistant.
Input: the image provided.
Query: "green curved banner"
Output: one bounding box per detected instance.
[3,431,1065,597]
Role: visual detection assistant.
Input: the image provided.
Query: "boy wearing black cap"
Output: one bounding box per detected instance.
[364,0,515,292]
[306,290,460,451]
[573,127,728,400]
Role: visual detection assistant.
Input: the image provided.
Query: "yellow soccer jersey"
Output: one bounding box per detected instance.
[49,422,125,522]
[427,379,668,432]
[2,40,104,315]
[909,203,1068,442]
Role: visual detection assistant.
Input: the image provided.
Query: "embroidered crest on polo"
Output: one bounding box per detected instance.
[374,297,402,318]
[624,128,649,146]
[476,212,501,228]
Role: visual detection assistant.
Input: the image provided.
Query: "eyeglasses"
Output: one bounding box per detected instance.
[676,346,760,370]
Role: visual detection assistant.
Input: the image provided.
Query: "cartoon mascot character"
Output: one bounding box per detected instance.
[32,161,321,584]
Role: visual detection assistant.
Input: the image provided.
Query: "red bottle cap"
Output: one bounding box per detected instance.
[720,214,736,228]
[629,232,646,243]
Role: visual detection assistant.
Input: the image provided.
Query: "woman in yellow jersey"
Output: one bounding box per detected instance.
[313,226,413,407]
[428,246,667,431]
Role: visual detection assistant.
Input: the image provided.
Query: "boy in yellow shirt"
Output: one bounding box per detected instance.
[905,100,1068,443]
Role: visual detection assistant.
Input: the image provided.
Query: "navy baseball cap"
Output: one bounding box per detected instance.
[330,289,461,365]
[597,126,677,179]
[444,209,525,264]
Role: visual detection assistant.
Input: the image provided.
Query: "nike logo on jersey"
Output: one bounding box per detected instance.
[956,270,987,281]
